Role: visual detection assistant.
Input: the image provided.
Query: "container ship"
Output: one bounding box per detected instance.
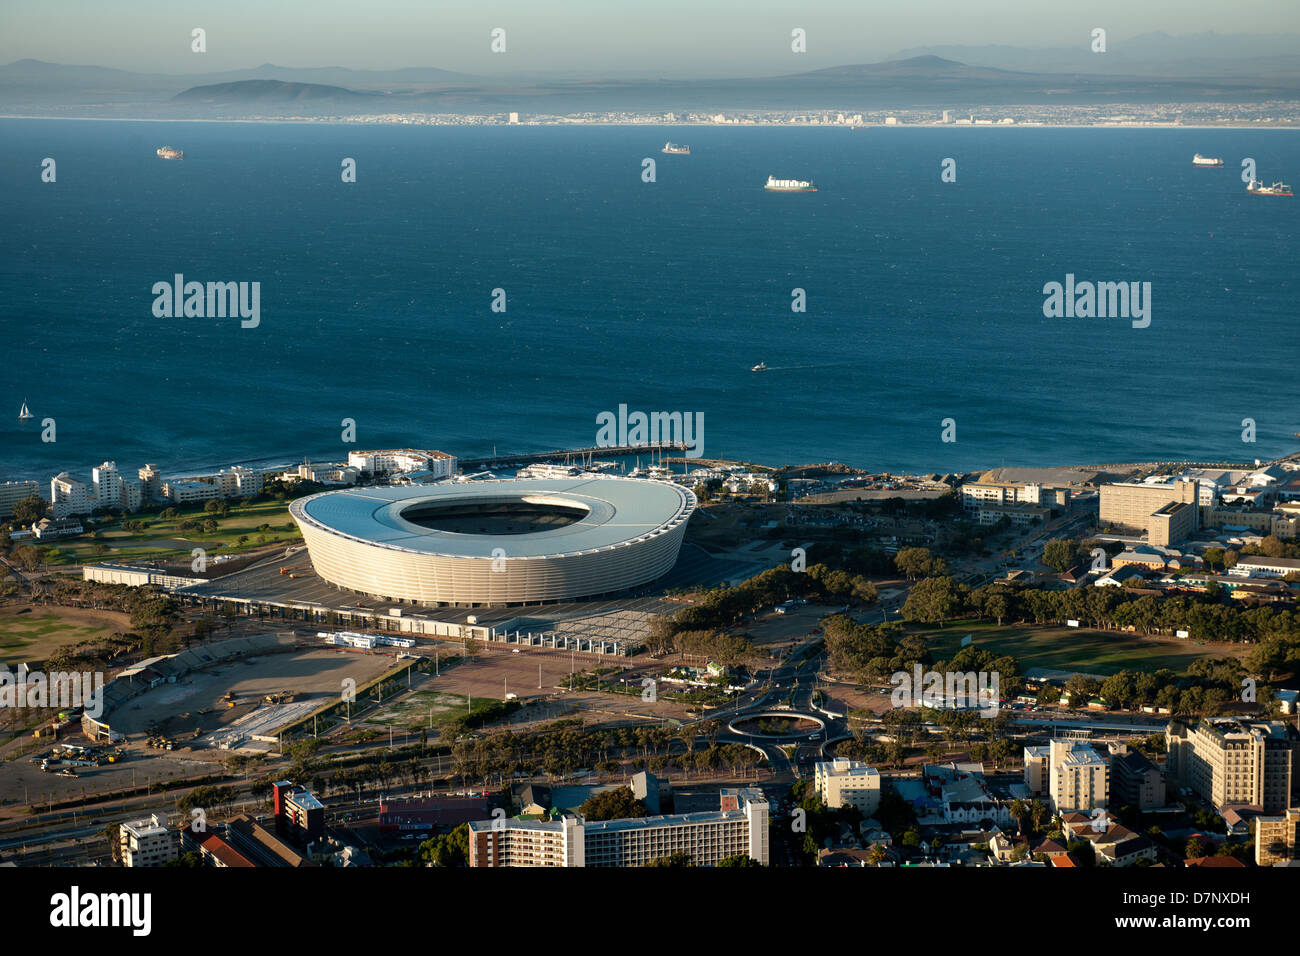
[764,176,817,192]
[1192,153,1223,167]
[156,146,184,161]
[661,141,690,155]
[1247,179,1293,197]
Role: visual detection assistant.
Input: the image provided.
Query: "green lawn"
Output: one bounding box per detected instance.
[42,499,302,566]
[0,609,127,659]
[917,620,1242,676]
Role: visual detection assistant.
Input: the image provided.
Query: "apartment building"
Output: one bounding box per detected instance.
[138,464,163,502]
[1166,718,1300,813]
[1047,739,1109,814]
[347,448,458,478]
[815,757,881,816]
[1255,807,1300,866]
[50,472,95,518]
[119,814,177,867]
[467,788,768,867]
[1099,481,1199,546]
[960,481,1069,512]
[162,479,224,504]
[0,480,41,519]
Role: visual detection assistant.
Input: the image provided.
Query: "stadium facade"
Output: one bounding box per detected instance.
[289,477,695,606]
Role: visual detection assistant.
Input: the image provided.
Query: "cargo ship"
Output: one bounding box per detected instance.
[764,176,816,192]
[1247,179,1293,197]
[1192,153,1223,167]
[156,146,184,161]
[661,141,690,155]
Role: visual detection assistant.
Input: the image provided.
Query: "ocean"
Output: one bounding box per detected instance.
[1,119,1296,481]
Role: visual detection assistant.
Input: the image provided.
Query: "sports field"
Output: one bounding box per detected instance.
[918,620,1243,676]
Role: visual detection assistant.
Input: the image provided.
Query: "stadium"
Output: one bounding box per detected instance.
[289,477,696,606]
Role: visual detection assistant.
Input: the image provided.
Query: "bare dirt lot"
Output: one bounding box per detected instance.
[107,648,397,738]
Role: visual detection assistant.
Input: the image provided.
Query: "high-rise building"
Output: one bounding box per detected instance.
[50,472,95,518]
[138,464,163,502]
[1048,739,1109,814]
[1166,718,1300,813]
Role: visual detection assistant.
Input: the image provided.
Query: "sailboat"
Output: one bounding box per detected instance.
[18,399,33,421]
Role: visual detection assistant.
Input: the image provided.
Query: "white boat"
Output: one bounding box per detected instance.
[764,176,816,192]
[751,362,768,372]
[1192,153,1223,168]
[18,400,33,421]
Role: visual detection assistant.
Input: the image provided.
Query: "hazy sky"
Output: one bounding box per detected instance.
[3,0,1298,76]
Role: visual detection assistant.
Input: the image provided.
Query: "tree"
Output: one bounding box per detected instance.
[419,824,470,866]
[1042,538,1078,573]
[717,854,762,867]
[12,494,47,525]
[901,576,964,626]
[645,852,692,867]
[895,548,944,581]
[578,787,649,821]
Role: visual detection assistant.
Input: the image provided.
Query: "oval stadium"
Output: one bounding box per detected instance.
[289,477,696,606]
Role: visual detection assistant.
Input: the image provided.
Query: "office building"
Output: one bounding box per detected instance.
[1108,744,1166,810]
[1099,481,1199,546]
[273,781,325,845]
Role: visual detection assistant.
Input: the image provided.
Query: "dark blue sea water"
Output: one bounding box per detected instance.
[1,119,1297,480]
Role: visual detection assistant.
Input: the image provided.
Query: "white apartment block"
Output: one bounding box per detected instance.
[50,472,95,518]
[960,481,1070,512]
[120,814,177,867]
[814,758,881,815]
[1048,739,1109,814]
[216,466,264,498]
[347,448,457,478]
[467,788,768,867]
[163,480,224,504]
[0,480,42,519]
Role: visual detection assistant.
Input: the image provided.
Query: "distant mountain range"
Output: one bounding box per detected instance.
[4,37,1300,118]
